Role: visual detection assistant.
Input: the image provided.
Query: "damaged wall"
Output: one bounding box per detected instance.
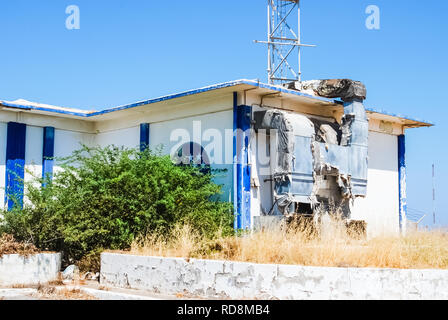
[253,80,369,218]
[101,253,448,300]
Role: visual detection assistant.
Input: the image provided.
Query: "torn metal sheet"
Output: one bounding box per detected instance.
[287,79,367,102]
[253,109,295,185]
[255,79,369,217]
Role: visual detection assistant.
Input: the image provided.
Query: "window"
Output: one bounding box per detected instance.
[173,142,211,174]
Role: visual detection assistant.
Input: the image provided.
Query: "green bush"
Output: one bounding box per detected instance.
[0,145,234,267]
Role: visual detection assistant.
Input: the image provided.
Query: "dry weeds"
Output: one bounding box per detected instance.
[129,218,448,270]
[0,234,38,258]
[35,284,97,300]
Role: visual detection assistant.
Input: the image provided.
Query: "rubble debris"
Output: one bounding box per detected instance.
[318,124,338,145]
[62,265,80,280]
[340,114,355,146]
[287,79,367,102]
[307,117,342,145]
[82,272,100,281]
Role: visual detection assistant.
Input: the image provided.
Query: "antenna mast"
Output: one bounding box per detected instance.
[255,0,316,85]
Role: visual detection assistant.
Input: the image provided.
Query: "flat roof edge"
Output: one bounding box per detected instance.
[0,79,434,127]
[0,101,92,118]
[365,107,435,127]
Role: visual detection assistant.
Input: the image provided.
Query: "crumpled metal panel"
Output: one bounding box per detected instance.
[295,79,367,102]
[254,101,368,216]
[290,136,314,198]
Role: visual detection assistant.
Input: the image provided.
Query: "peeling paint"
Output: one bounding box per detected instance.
[101,253,448,300]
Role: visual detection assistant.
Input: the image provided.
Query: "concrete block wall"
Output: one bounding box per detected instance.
[101,253,448,300]
[0,253,62,286]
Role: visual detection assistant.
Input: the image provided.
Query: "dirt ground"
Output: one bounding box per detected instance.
[0,281,187,300]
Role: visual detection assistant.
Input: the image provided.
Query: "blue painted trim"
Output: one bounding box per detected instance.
[233,92,252,230]
[90,81,254,117]
[233,93,238,230]
[42,127,55,184]
[139,123,150,152]
[0,101,91,118]
[398,134,407,232]
[5,122,26,210]
[0,79,433,126]
[364,107,433,127]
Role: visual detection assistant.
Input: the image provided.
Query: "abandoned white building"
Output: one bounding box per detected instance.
[0,79,432,236]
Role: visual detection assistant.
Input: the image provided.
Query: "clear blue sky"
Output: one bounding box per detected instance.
[0,0,446,227]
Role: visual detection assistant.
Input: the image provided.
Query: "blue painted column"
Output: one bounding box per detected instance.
[5,122,26,210]
[398,134,407,233]
[233,92,252,230]
[42,127,55,184]
[140,123,150,152]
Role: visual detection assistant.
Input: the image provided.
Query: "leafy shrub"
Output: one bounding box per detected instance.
[0,145,234,268]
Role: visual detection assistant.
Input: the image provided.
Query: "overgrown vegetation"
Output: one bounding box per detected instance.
[130,217,448,270]
[0,145,234,270]
[35,284,97,300]
[0,234,38,258]
[3,144,445,271]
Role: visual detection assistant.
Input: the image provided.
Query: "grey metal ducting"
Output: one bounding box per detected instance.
[254,79,368,217]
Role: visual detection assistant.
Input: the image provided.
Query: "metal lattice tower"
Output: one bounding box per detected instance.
[255,0,316,85]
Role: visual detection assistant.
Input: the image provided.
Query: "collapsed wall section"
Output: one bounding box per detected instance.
[253,79,368,217]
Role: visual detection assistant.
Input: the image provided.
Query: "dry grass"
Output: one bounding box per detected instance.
[0,234,38,258]
[35,284,97,300]
[129,217,448,270]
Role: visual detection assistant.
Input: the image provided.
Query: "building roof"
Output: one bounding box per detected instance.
[0,79,433,128]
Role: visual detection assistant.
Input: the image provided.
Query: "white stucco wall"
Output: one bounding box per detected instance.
[96,126,140,149]
[1,125,97,202]
[251,130,273,220]
[149,110,233,161]
[1,103,236,205]
[53,129,95,174]
[54,129,95,159]
[150,110,234,202]
[0,253,61,286]
[24,126,43,183]
[351,131,399,237]
[0,122,7,207]
[22,126,44,205]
